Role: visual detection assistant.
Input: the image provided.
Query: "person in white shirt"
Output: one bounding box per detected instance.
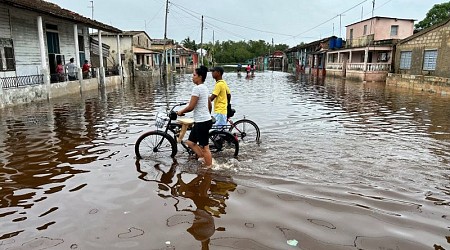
[176,66,213,168]
[65,58,77,81]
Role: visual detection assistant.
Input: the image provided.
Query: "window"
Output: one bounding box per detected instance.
[349,29,353,40]
[363,25,367,35]
[390,25,399,36]
[46,32,60,54]
[0,38,15,71]
[399,51,412,69]
[423,50,438,70]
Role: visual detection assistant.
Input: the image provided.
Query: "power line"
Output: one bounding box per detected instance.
[170,2,294,37]
[291,0,369,39]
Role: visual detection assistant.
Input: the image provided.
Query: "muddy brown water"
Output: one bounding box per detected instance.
[1,72,449,249]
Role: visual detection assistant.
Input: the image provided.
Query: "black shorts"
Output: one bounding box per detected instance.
[188,120,212,146]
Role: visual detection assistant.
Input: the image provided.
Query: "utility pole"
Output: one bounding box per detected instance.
[271,38,274,72]
[212,30,215,67]
[162,0,169,78]
[200,15,204,66]
[88,1,94,34]
[338,14,344,38]
[90,1,94,20]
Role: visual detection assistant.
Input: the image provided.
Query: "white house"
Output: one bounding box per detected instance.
[0,0,122,108]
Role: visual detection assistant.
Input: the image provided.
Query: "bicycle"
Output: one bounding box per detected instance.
[135,103,239,160]
[214,107,261,144]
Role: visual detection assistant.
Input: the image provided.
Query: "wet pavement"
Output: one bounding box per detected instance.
[1,71,450,249]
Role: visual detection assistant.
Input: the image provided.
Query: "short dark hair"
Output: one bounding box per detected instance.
[210,66,224,75]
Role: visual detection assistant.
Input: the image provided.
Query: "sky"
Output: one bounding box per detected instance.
[47,0,447,47]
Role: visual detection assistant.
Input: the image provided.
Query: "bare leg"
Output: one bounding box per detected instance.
[202,145,212,167]
[186,140,203,159]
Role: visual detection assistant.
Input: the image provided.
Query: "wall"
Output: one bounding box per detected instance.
[346,18,414,41]
[0,5,11,37]
[394,21,450,78]
[0,76,122,108]
[5,7,90,75]
[345,71,387,82]
[9,8,42,76]
[387,73,450,95]
[374,18,414,41]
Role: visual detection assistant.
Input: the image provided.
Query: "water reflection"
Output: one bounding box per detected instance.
[135,159,236,249]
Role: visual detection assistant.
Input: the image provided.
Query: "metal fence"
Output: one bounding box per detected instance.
[1,74,44,89]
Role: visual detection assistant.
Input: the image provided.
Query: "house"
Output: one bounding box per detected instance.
[268,51,287,71]
[286,36,338,76]
[173,44,198,70]
[0,0,122,108]
[92,31,161,77]
[150,39,175,70]
[386,18,450,94]
[326,16,415,81]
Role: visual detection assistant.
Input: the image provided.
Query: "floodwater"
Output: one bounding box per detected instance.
[1,71,450,250]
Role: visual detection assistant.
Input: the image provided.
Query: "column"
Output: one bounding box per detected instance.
[74,24,82,81]
[98,29,105,85]
[37,16,50,99]
[364,47,369,72]
[116,34,123,80]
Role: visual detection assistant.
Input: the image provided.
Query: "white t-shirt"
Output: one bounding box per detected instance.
[66,63,77,77]
[191,84,211,122]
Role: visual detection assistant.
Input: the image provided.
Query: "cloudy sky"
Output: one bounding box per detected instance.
[47,0,446,47]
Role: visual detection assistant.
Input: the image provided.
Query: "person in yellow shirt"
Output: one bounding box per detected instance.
[209,67,231,126]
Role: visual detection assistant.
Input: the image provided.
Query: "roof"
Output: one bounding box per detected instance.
[0,0,121,33]
[399,17,450,45]
[95,31,152,39]
[286,36,337,52]
[133,47,159,54]
[152,39,175,45]
[346,16,415,27]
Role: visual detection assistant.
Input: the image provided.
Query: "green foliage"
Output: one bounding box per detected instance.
[415,2,450,31]
[181,37,197,51]
[183,37,291,63]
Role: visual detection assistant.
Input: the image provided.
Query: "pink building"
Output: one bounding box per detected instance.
[327,16,415,82]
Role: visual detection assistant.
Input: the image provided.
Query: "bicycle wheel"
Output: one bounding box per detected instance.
[135,131,177,159]
[209,130,239,157]
[229,119,260,144]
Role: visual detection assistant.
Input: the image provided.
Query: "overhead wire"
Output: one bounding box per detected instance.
[170,1,294,38]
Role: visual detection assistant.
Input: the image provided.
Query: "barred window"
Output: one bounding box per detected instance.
[423,50,438,70]
[399,51,412,69]
[0,38,15,71]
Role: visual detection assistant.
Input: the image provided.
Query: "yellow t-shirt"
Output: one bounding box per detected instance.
[212,80,230,114]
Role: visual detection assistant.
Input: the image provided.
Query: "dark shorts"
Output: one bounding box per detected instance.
[188,120,213,146]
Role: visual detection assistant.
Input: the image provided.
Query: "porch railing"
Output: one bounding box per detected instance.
[346,63,391,72]
[326,63,343,70]
[1,74,44,89]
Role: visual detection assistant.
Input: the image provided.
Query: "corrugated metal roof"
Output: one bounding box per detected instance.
[0,0,121,33]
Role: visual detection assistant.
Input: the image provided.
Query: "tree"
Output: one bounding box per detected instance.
[415,2,450,31]
[181,37,197,51]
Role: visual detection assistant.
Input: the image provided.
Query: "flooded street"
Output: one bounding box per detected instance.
[1,71,450,249]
